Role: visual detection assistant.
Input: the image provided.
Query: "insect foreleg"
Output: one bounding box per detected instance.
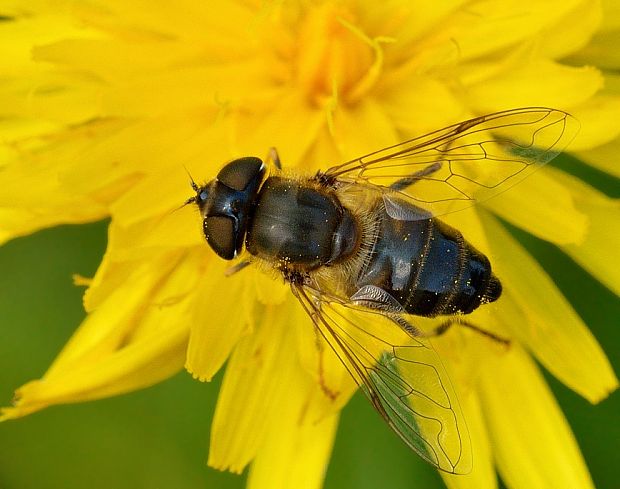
[224,260,251,276]
[265,147,282,170]
[389,162,443,191]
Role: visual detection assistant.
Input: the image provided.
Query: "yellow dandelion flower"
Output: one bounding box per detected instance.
[1,1,618,489]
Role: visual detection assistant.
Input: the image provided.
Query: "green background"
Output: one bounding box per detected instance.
[1,157,619,489]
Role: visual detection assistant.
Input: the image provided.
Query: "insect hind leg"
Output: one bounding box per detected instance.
[429,318,510,346]
[389,314,509,346]
[351,284,509,345]
[390,161,443,191]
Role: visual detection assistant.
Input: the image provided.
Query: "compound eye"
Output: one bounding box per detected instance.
[217,157,264,191]
[204,215,236,259]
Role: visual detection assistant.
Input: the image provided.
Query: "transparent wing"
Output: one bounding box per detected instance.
[323,107,579,219]
[292,283,472,474]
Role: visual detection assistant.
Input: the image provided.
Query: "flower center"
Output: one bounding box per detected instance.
[295,4,382,106]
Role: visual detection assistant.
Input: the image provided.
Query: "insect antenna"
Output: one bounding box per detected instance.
[184,165,200,192]
[169,166,201,214]
[169,195,197,214]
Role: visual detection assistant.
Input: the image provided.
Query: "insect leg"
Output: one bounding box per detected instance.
[389,162,443,191]
[429,318,511,346]
[387,314,510,346]
[224,260,251,276]
[265,147,282,170]
[311,325,340,401]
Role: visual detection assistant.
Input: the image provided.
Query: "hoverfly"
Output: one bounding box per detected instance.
[185,107,578,474]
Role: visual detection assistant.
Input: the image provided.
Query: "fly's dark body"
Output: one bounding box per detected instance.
[244,174,501,318]
[194,158,501,319]
[355,210,501,317]
[245,176,358,270]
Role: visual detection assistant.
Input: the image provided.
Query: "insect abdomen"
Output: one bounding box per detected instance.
[356,208,501,317]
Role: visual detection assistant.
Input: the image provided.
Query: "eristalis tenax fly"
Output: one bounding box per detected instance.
[184,107,578,473]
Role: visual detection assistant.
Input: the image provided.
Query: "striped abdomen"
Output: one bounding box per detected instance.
[356,209,502,317]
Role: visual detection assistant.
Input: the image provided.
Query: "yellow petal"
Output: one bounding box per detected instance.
[569,28,620,70]
[420,0,582,62]
[252,267,289,305]
[185,258,251,382]
[480,211,618,403]
[58,115,218,194]
[330,97,398,162]
[0,206,102,246]
[233,90,325,169]
[576,136,620,178]
[32,37,248,83]
[79,0,256,44]
[380,75,466,136]
[551,167,620,296]
[442,392,497,489]
[538,0,602,59]
[0,160,109,245]
[483,168,588,246]
[1,331,185,421]
[51,251,186,374]
[111,213,204,258]
[1,250,199,420]
[292,295,357,419]
[466,60,603,113]
[208,302,298,472]
[81,217,203,311]
[106,119,245,228]
[245,311,339,489]
[247,412,338,489]
[110,166,207,227]
[567,0,620,70]
[419,311,507,485]
[102,61,277,118]
[0,70,102,125]
[0,8,95,75]
[0,118,147,244]
[478,345,595,489]
[600,0,620,30]
[0,118,59,148]
[567,95,620,151]
[364,0,466,50]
